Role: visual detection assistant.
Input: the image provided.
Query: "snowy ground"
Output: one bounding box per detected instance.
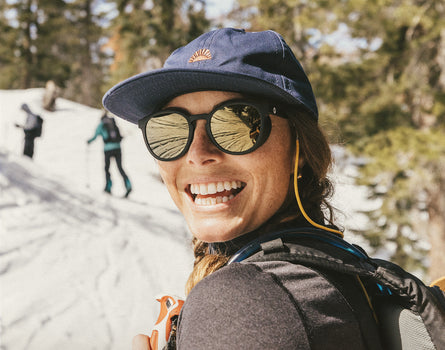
[1,89,194,350]
[0,89,374,350]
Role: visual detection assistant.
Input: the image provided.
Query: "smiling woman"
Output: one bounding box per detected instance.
[102,28,445,350]
[102,27,363,350]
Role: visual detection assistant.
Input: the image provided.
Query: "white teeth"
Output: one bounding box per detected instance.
[199,183,208,195]
[207,183,217,195]
[190,181,242,206]
[190,181,242,195]
[195,195,235,206]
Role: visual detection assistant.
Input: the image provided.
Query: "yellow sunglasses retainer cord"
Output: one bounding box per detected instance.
[294,139,344,238]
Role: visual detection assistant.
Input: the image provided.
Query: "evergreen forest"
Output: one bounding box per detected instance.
[1,0,444,282]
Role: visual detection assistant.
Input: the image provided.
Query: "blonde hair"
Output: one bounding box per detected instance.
[185,110,336,295]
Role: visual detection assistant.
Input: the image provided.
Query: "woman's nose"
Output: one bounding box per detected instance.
[185,120,223,165]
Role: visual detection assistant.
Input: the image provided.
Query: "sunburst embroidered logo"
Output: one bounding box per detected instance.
[188,49,212,63]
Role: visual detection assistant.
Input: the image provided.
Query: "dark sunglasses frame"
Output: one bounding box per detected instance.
[138,98,286,161]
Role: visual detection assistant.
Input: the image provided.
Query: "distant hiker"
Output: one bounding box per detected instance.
[87,112,132,197]
[14,103,44,159]
[42,80,60,111]
[104,28,445,350]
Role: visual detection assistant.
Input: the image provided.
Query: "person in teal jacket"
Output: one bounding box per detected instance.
[87,112,132,197]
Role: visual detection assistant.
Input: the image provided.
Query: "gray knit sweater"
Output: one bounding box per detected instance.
[177,260,380,349]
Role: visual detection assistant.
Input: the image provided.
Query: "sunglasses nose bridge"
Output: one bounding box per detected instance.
[184,117,224,165]
[187,113,214,145]
[188,113,210,124]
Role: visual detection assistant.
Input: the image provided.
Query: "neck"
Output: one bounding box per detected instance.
[208,229,260,256]
[207,219,306,257]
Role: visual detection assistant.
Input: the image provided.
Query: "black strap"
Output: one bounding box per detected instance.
[230,227,376,276]
[231,228,445,349]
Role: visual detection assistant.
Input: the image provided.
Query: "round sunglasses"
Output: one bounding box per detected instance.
[138,99,286,161]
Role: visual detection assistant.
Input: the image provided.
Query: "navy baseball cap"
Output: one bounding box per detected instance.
[103,28,318,124]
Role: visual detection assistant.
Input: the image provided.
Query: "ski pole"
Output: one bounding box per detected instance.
[85,143,90,188]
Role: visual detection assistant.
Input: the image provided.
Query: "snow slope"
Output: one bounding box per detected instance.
[0,88,373,350]
[1,89,193,350]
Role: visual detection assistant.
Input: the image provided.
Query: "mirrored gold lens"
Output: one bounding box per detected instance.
[210,105,261,153]
[146,113,189,159]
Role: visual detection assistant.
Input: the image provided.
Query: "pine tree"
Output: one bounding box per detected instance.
[61,0,106,106]
[104,0,209,89]
[0,0,38,88]
[0,0,107,106]
[337,0,445,281]
[231,0,445,280]
[0,2,21,88]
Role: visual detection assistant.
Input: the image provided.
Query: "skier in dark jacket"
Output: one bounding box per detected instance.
[87,112,132,197]
[15,103,43,159]
[103,28,444,350]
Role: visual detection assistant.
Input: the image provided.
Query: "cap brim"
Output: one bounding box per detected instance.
[103,69,315,124]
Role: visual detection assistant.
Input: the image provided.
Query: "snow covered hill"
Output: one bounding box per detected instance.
[1,89,193,350]
[0,88,373,350]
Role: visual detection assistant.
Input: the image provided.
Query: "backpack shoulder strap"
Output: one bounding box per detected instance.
[228,227,445,350]
[229,227,374,274]
[369,258,445,348]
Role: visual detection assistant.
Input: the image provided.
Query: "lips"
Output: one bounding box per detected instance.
[189,181,245,205]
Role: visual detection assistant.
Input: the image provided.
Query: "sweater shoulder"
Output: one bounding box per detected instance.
[177,262,367,350]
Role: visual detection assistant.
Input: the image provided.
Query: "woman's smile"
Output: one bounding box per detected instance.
[188,180,245,206]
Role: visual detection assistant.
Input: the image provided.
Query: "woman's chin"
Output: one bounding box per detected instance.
[191,224,246,243]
